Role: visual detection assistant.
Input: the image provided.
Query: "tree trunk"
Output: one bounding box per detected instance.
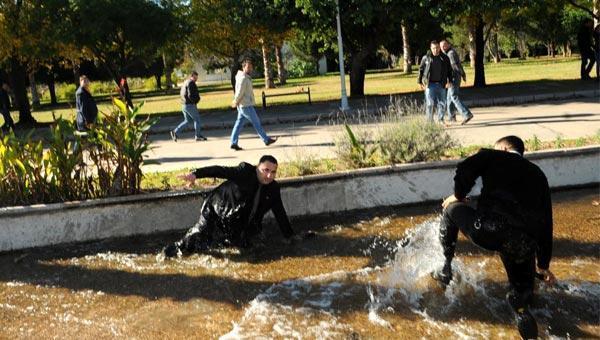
[48,75,57,105]
[274,44,287,85]
[349,50,370,97]
[517,33,528,60]
[29,72,40,109]
[487,29,501,63]
[468,25,476,68]
[163,53,173,90]
[261,41,275,89]
[474,18,486,88]
[9,57,35,126]
[230,51,241,91]
[401,22,412,74]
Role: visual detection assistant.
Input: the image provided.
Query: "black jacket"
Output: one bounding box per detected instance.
[180,78,200,105]
[453,149,553,269]
[417,51,454,87]
[193,162,294,241]
[75,86,98,131]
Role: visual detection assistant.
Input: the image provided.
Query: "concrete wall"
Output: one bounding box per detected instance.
[0,146,598,252]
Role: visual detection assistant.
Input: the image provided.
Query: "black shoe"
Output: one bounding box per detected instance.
[461,114,473,125]
[265,137,277,146]
[230,144,243,151]
[432,261,452,286]
[507,292,538,339]
[195,135,207,141]
[170,130,177,142]
[162,243,180,258]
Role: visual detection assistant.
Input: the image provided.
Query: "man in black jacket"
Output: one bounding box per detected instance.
[75,75,98,131]
[0,81,15,132]
[436,135,554,339]
[163,155,295,257]
[418,40,454,123]
[170,71,207,142]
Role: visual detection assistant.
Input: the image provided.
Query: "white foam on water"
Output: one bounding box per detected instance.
[221,269,374,339]
[366,217,499,338]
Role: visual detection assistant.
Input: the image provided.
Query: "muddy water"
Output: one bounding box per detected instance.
[0,189,598,339]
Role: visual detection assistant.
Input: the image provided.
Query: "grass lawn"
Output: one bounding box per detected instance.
[0,56,591,125]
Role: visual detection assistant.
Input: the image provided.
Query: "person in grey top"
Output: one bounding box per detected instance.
[170,71,207,142]
[441,40,473,125]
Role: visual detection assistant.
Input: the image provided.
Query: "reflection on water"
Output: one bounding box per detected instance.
[0,189,598,339]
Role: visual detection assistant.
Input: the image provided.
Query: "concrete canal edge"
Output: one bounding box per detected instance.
[1,146,598,252]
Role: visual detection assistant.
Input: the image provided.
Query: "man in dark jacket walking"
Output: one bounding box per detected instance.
[75,75,98,131]
[436,135,555,339]
[170,71,207,142]
[163,155,295,257]
[578,19,596,80]
[0,81,15,132]
[418,40,454,123]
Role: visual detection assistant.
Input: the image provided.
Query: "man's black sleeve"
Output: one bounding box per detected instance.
[193,162,249,181]
[445,55,454,84]
[453,150,490,200]
[417,57,426,84]
[271,185,294,238]
[536,175,553,270]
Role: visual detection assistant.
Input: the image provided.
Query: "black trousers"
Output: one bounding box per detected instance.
[1,108,14,130]
[440,202,537,301]
[581,50,596,79]
[177,202,260,253]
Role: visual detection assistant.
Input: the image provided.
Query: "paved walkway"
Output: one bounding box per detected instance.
[143,98,600,172]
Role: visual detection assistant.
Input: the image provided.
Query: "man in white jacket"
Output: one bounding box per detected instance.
[230,58,276,151]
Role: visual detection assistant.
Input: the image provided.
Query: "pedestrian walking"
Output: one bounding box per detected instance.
[577,19,596,80]
[0,81,15,133]
[170,71,207,142]
[440,40,473,125]
[75,75,98,132]
[418,40,454,123]
[230,58,276,151]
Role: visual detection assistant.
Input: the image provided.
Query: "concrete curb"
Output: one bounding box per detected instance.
[152,89,600,134]
[0,146,598,252]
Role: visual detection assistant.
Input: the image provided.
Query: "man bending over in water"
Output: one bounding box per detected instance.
[436,135,555,339]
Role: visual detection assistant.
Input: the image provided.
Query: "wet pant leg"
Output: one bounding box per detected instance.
[178,208,216,254]
[500,229,537,309]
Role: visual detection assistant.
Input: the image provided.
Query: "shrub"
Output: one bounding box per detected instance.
[279,148,323,177]
[378,116,457,164]
[333,124,380,169]
[0,99,156,207]
[287,59,318,78]
[57,83,77,102]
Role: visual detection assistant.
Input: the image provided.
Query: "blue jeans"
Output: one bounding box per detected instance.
[230,106,269,145]
[446,80,472,120]
[174,104,202,138]
[425,83,446,122]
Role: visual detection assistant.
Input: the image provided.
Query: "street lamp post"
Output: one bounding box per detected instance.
[335,0,350,111]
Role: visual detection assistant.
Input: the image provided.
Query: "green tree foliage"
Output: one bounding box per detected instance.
[69,0,173,86]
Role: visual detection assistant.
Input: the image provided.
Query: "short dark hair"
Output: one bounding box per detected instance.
[495,135,525,155]
[430,40,439,45]
[259,155,278,165]
[191,71,198,76]
[241,58,253,67]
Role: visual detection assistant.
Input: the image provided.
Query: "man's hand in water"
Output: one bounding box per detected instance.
[177,173,197,189]
[537,269,556,285]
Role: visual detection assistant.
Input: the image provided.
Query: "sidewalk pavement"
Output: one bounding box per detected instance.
[149,88,599,135]
[143,97,600,172]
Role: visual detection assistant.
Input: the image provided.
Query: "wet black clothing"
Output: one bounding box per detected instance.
[176,162,294,253]
[452,148,553,269]
[75,86,98,131]
[578,23,596,79]
[0,88,14,130]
